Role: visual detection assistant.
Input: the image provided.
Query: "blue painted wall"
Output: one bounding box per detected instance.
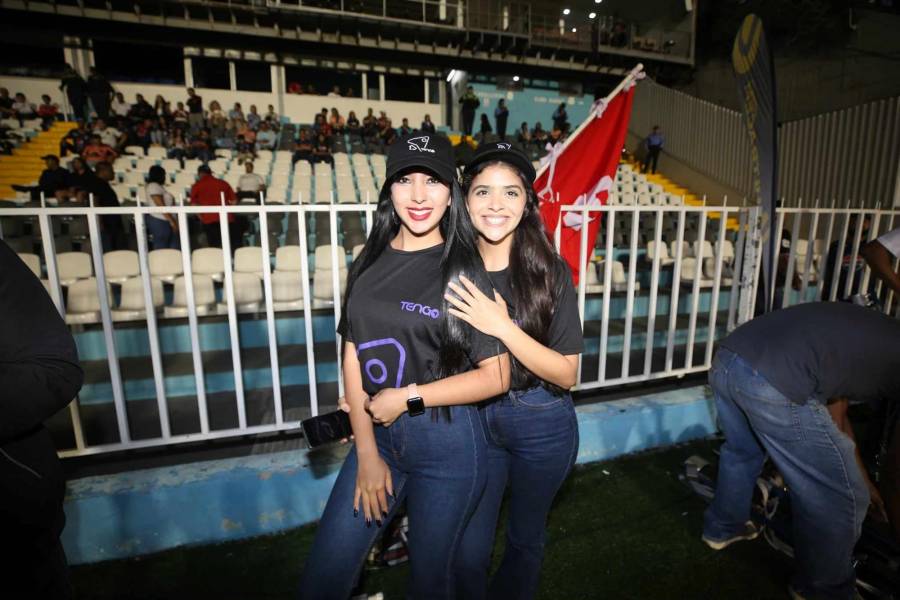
[62,384,717,564]
[469,83,594,135]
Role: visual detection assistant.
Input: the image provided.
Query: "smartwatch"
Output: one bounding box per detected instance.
[406,383,425,417]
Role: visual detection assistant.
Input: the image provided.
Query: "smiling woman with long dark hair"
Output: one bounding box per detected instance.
[298,133,510,600]
[451,143,584,600]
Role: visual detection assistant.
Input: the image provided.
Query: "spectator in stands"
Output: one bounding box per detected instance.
[92,118,127,152]
[478,113,493,141]
[59,64,86,120]
[171,101,189,129]
[188,128,215,163]
[236,161,266,203]
[208,100,227,139]
[264,104,279,128]
[235,119,256,145]
[0,88,14,118]
[37,95,60,130]
[821,214,871,301]
[398,118,413,137]
[640,125,664,174]
[81,134,117,166]
[420,114,436,134]
[186,88,204,133]
[346,111,361,137]
[459,85,480,137]
[533,122,548,147]
[378,118,397,147]
[129,118,154,152]
[255,121,277,151]
[235,133,256,165]
[330,108,345,133]
[68,156,94,203]
[549,125,563,145]
[313,113,333,140]
[153,95,170,120]
[168,128,188,164]
[862,226,900,298]
[150,117,168,147]
[362,108,377,139]
[247,104,261,130]
[312,133,334,166]
[12,93,37,123]
[14,154,72,203]
[494,99,509,141]
[292,128,314,164]
[87,161,125,251]
[86,67,114,120]
[327,85,342,98]
[130,94,154,121]
[228,102,244,122]
[552,102,568,131]
[517,121,531,145]
[0,237,84,600]
[59,121,88,157]
[111,92,130,119]
[145,165,180,250]
[189,164,241,249]
[701,303,900,600]
[287,81,302,95]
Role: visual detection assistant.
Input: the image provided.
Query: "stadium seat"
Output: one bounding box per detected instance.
[191,248,225,282]
[103,250,140,284]
[166,274,216,318]
[125,146,146,157]
[147,146,167,159]
[112,277,164,322]
[65,278,111,324]
[234,246,264,279]
[227,272,263,313]
[646,241,675,266]
[275,245,303,272]
[57,251,93,286]
[680,257,715,287]
[148,249,183,283]
[123,171,146,186]
[271,269,304,311]
[17,252,41,277]
[312,244,348,303]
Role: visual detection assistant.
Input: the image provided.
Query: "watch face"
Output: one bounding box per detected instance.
[407,396,425,416]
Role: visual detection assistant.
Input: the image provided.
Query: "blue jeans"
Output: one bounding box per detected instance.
[146,217,180,250]
[298,405,487,600]
[455,387,580,600]
[703,348,869,600]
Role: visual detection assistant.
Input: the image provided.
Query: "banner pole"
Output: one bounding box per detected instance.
[534,63,644,181]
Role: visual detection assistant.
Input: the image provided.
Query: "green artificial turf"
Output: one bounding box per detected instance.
[70,439,793,599]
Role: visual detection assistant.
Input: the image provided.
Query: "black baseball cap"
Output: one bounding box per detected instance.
[385,131,456,184]
[41,154,59,161]
[464,142,536,185]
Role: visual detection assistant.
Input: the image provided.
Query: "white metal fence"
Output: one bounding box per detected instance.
[1,199,897,457]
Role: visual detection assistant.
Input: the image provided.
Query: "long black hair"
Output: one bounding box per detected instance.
[462,160,566,395]
[340,169,493,383]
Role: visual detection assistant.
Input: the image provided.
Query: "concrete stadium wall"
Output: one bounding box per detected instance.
[469,82,594,135]
[0,75,443,128]
[61,384,717,565]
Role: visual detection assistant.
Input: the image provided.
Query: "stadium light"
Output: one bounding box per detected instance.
[563,8,571,15]
[513,75,520,82]
[594,0,602,3]
[446,69,457,82]
[589,12,596,18]
[571,27,577,32]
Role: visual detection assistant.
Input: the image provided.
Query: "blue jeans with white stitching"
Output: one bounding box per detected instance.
[704,348,868,600]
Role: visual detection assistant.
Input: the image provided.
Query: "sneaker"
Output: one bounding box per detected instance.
[702,521,759,550]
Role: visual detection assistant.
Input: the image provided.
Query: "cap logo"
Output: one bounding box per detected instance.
[496,143,512,150]
[407,136,435,153]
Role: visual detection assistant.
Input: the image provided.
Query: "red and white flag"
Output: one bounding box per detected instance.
[535,85,636,285]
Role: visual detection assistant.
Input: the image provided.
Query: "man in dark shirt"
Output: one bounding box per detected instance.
[0,241,84,599]
[0,87,14,117]
[14,154,72,202]
[186,88,204,133]
[459,86,480,138]
[59,64,86,121]
[702,302,900,600]
[85,67,114,121]
[83,161,125,251]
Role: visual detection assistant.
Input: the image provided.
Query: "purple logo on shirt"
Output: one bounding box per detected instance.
[356,337,406,388]
[400,301,440,319]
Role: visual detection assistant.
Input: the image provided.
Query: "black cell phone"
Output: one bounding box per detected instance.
[301,410,353,449]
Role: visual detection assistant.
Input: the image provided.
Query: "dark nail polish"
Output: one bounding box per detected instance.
[353,509,358,517]
[376,519,382,527]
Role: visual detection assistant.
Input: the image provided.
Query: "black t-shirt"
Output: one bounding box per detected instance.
[720,302,900,405]
[489,257,584,391]
[39,167,71,194]
[83,176,122,232]
[187,96,203,114]
[343,243,504,397]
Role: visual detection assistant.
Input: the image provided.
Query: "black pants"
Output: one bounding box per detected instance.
[203,220,244,250]
[496,117,508,141]
[642,145,662,174]
[66,93,85,120]
[89,95,110,121]
[462,110,475,136]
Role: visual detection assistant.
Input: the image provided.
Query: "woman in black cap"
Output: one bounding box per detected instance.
[450,142,584,599]
[298,132,509,599]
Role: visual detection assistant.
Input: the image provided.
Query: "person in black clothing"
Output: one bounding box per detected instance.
[14,154,72,203]
[459,86,481,137]
[0,87,15,118]
[68,157,94,204]
[86,67,114,121]
[702,302,900,600]
[84,161,125,251]
[186,88,204,133]
[420,114,436,134]
[0,241,84,600]
[478,113,493,141]
[821,214,872,302]
[59,65,86,120]
[494,99,509,141]
[552,103,567,131]
[129,94,154,122]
